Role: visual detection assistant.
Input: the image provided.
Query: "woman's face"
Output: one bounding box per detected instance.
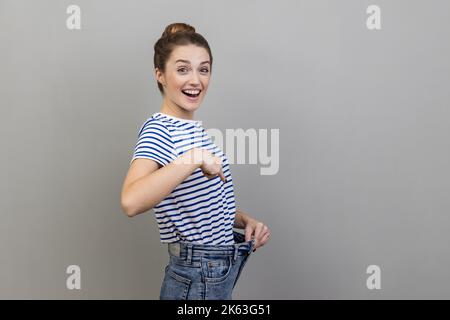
[156,44,211,114]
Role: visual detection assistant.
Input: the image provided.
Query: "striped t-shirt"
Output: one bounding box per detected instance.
[130,112,236,245]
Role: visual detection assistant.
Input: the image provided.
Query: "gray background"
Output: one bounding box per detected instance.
[1,0,449,299]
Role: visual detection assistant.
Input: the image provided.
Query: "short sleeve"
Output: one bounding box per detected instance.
[130,119,177,166]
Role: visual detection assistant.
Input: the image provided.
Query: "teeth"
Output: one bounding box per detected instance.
[183,89,200,95]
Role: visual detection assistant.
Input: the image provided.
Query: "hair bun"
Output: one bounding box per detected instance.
[162,23,196,37]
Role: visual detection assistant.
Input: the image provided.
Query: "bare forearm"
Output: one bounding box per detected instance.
[124,149,202,216]
[234,209,254,229]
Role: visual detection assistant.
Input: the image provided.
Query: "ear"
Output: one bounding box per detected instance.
[154,68,165,86]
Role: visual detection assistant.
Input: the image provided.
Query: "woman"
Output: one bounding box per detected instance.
[120,22,271,300]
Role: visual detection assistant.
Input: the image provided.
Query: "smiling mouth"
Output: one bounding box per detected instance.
[181,89,201,98]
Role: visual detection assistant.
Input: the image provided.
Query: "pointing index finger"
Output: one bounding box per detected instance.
[219,169,227,183]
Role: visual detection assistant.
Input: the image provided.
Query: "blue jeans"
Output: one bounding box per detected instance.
[159,230,256,300]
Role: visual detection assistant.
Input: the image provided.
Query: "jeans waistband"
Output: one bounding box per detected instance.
[167,230,255,263]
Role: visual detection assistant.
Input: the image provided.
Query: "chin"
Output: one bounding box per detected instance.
[179,102,202,112]
[184,106,201,113]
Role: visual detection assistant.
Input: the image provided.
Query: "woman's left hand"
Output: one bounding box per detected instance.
[244,217,271,252]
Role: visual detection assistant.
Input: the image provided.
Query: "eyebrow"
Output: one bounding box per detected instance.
[175,59,210,65]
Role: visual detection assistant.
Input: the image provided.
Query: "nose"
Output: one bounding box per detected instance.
[188,70,201,87]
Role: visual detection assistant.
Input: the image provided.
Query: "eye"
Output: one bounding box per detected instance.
[177,67,209,74]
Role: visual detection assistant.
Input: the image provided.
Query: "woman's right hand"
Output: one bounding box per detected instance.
[198,148,227,183]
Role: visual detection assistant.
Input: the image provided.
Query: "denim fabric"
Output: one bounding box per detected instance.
[159,230,255,300]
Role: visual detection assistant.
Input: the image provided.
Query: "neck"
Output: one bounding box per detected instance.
[160,98,195,121]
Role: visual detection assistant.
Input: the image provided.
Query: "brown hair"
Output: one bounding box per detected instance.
[153,22,213,95]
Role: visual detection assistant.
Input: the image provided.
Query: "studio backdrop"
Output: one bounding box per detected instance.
[1,0,450,299]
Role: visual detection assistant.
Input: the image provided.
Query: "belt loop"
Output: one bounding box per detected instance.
[233,244,239,262]
[186,244,193,264]
[249,239,256,254]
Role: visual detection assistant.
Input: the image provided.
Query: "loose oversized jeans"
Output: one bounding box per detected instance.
[159,230,255,300]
